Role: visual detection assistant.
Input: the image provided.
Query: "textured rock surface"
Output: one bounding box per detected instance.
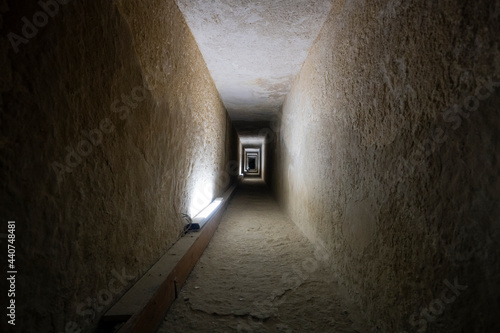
[175,0,332,123]
[158,183,366,333]
[272,0,500,331]
[0,0,236,332]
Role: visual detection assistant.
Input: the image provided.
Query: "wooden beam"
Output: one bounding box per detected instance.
[102,183,237,333]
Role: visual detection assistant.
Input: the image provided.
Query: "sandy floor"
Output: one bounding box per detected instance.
[157,182,365,333]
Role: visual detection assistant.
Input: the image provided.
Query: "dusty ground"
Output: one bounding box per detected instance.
[157,182,366,333]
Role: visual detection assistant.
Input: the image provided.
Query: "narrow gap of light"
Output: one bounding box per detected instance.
[194,197,223,219]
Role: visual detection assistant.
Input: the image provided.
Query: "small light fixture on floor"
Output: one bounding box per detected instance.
[185,197,224,231]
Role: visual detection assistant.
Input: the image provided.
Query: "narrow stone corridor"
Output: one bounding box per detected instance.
[158,182,364,333]
[2,1,499,332]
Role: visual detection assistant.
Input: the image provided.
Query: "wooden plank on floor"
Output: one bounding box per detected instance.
[102,234,197,322]
[101,183,238,332]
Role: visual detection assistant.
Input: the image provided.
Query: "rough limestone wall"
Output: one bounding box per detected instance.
[273,0,500,331]
[0,0,233,332]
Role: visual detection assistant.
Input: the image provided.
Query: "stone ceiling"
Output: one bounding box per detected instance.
[175,0,333,128]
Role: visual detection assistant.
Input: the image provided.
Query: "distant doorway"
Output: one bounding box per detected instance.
[248,157,256,170]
